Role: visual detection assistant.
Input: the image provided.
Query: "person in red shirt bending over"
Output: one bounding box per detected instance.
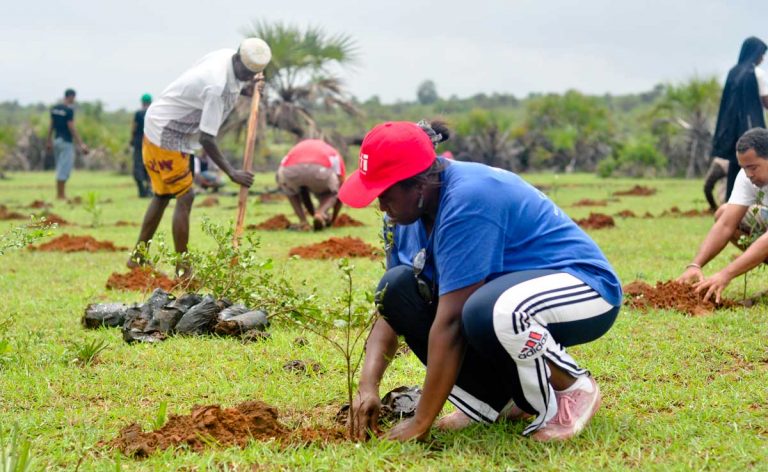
[277,139,346,230]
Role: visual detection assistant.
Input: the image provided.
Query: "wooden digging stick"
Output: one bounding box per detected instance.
[232,87,262,249]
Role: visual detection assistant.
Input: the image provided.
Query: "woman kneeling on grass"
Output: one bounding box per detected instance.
[340,121,622,442]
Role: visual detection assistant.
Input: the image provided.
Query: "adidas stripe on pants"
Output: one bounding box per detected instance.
[376,266,620,434]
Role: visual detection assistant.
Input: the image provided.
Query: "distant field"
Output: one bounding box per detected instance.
[1,170,766,471]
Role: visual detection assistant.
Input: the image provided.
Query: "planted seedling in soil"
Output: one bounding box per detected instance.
[280,258,379,439]
[83,191,103,228]
[152,401,168,430]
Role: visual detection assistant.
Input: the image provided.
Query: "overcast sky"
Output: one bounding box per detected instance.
[2,0,767,110]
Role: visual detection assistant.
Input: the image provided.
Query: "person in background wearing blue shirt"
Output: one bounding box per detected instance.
[46,88,88,200]
[340,121,622,442]
[130,93,153,198]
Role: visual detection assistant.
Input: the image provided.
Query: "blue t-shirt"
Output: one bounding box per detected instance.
[386,160,622,306]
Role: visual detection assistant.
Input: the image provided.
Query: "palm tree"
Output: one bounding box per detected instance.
[652,77,721,178]
[222,21,360,142]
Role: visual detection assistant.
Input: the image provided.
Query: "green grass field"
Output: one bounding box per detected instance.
[1,171,766,471]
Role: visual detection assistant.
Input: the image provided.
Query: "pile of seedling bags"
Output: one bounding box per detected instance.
[83,289,269,343]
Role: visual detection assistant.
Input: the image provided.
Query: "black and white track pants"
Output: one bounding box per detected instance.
[376,266,620,434]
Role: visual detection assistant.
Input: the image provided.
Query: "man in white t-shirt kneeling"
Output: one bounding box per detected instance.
[678,128,768,302]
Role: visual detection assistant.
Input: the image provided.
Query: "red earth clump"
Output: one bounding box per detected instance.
[615,210,637,218]
[575,213,615,229]
[30,234,127,252]
[106,401,286,457]
[289,237,381,260]
[36,212,70,226]
[623,280,737,316]
[613,185,657,196]
[198,196,219,207]
[332,213,364,227]
[106,267,177,292]
[259,192,286,203]
[572,198,608,207]
[0,205,26,220]
[250,214,292,230]
[643,212,654,218]
[660,207,711,217]
[104,400,346,458]
[28,200,51,209]
[115,220,139,227]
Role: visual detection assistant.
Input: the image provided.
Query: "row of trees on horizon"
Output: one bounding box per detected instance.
[0,21,730,180]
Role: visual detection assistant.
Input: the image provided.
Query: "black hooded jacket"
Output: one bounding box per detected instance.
[712,36,767,197]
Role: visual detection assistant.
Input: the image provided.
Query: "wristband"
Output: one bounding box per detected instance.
[686,263,702,270]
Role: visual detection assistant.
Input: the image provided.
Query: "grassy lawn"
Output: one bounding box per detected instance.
[0,170,766,471]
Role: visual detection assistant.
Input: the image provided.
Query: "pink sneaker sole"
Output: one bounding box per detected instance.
[531,380,602,442]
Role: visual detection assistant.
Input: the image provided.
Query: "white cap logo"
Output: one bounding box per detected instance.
[360,153,369,174]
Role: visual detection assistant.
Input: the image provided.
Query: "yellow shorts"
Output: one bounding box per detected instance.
[142,138,194,197]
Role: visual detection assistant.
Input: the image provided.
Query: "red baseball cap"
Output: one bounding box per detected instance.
[339,122,436,208]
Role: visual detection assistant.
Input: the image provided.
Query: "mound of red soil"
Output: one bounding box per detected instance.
[0,205,25,220]
[613,185,656,196]
[106,267,177,292]
[659,207,711,217]
[643,212,654,218]
[31,234,127,252]
[251,214,292,230]
[259,193,286,203]
[575,213,615,229]
[115,220,139,227]
[623,280,736,316]
[332,214,364,227]
[198,196,219,207]
[615,210,637,218]
[289,237,381,259]
[107,401,286,457]
[36,212,70,226]
[28,200,51,209]
[572,199,608,207]
[104,400,346,457]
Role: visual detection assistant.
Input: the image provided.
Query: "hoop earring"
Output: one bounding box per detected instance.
[417,193,424,209]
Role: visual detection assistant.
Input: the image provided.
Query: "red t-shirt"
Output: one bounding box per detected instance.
[280,139,345,179]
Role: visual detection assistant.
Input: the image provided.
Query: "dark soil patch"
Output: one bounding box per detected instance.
[575,213,615,230]
[250,214,291,230]
[28,200,51,209]
[259,193,286,203]
[615,210,637,218]
[613,185,656,196]
[67,196,82,205]
[643,212,654,218]
[288,237,381,260]
[572,199,608,207]
[106,267,178,292]
[104,400,346,457]
[115,220,139,227]
[198,196,219,207]
[283,359,323,375]
[0,205,26,220]
[30,234,128,252]
[623,280,737,316]
[332,214,364,227]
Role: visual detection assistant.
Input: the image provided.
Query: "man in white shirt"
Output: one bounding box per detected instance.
[128,38,271,275]
[679,128,768,301]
